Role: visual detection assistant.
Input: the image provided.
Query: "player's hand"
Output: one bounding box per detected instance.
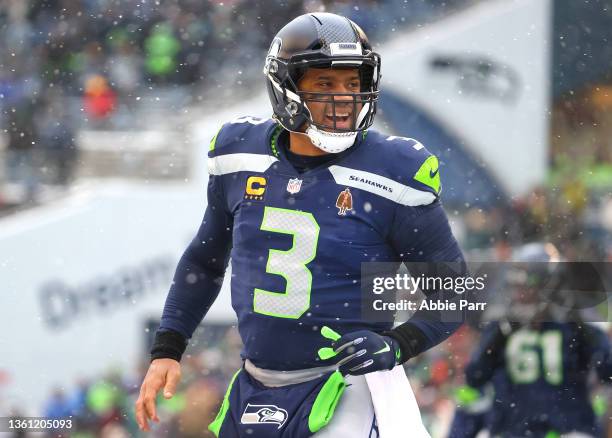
[318,327,401,375]
[135,358,181,431]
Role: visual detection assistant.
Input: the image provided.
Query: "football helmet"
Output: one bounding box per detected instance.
[506,242,563,322]
[264,13,381,153]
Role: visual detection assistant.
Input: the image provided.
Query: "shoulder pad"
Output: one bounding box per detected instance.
[329,131,441,207]
[370,132,441,196]
[207,117,279,175]
[208,116,276,156]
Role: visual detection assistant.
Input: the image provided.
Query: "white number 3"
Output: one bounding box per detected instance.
[254,207,320,319]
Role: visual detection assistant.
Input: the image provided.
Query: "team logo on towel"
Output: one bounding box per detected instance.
[286,178,303,194]
[240,403,288,429]
[336,187,353,216]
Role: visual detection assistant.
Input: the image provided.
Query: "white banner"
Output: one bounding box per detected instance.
[380,0,552,196]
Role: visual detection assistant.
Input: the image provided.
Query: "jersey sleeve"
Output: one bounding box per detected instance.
[158,136,233,339]
[464,323,507,387]
[582,324,612,383]
[385,136,441,203]
[383,140,467,360]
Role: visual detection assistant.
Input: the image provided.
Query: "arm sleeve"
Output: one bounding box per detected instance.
[464,323,507,387]
[582,325,612,383]
[158,175,233,339]
[384,200,467,361]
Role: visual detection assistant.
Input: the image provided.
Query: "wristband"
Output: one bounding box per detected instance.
[150,329,188,362]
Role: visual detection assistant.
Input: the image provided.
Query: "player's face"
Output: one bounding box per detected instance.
[297,68,362,132]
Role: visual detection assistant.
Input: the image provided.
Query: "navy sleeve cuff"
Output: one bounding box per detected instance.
[150,329,188,363]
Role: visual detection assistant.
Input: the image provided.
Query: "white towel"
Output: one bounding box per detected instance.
[365,365,431,438]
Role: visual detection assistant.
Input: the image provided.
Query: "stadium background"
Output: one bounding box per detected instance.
[0,0,611,437]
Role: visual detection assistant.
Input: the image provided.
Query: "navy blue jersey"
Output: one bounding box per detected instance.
[160,117,464,370]
[448,385,493,438]
[465,322,612,437]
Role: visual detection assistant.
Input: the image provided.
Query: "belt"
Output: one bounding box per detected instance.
[244,359,338,387]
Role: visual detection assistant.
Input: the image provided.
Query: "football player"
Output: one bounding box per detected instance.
[136,12,466,438]
[459,243,612,438]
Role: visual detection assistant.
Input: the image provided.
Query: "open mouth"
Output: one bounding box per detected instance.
[325,113,352,128]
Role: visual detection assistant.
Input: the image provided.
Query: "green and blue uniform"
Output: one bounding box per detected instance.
[159,116,464,370]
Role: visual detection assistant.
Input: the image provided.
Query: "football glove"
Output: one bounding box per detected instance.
[318,326,402,376]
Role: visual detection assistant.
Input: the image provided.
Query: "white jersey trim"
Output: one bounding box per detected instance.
[208,153,279,175]
[328,165,436,206]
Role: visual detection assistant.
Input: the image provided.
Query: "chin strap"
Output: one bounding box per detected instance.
[305,125,358,153]
[302,101,370,154]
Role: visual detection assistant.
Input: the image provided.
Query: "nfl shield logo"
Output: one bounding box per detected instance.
[286,178,302,194]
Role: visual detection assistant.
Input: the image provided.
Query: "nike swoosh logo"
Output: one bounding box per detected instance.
[429,168,439,179]
[374,342,391,355]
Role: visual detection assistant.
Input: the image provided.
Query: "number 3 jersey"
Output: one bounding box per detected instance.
[159,117,464,370]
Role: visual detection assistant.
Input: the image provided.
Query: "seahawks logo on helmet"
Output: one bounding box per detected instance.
[240,403,288,429]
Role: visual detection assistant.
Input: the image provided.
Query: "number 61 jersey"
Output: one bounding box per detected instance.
[160,116,463,371]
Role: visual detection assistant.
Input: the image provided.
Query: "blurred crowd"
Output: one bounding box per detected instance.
[19,325,243,438]
[0,0,473,211]
[458,81,612,263]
